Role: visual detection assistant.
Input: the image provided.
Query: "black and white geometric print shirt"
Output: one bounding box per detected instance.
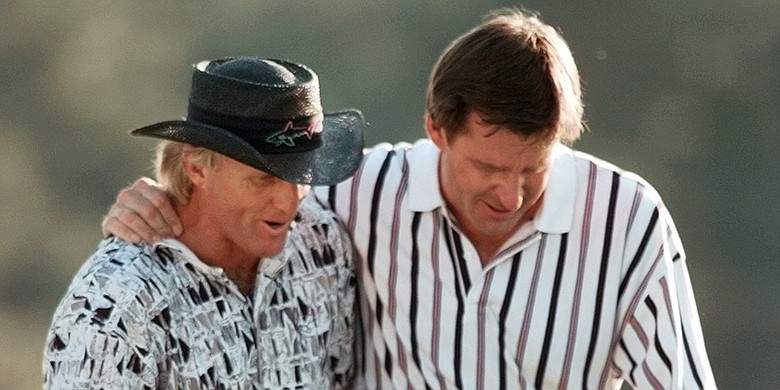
[43,196,356,389]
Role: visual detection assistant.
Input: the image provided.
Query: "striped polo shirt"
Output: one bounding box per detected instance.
[314,139,716,389]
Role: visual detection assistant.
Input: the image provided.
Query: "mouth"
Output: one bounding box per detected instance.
[482,202,518,219]
[263,219,292,233]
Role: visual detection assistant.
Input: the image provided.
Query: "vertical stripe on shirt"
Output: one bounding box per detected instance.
[408,212,433,390]
[619,207,659,299]
[388,154,411,386]
[430,214,446,389]
[441,219,465,389]
[366,149,396,388]
[560,162,598,389]
[498,253,522,390]
[683,326,704,389]
[346,156,365,233]
[535,233,569,390]
[367,150,395,277]
[582,170,620,388]
[476,271,494,390]
[515,235,549,389]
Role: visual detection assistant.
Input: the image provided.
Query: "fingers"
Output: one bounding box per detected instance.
[133,178,183,237]
[100,177,182,244]
[101,208,150,244]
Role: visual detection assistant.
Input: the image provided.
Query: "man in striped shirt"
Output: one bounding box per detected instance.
[102,8,716,389]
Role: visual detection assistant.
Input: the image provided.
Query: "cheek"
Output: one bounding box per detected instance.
[456,163,488,190]
[524,174,548,200]
[216,191,262,219]
[456,172,489,200]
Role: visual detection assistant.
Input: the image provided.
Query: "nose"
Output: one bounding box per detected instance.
[272,180,308,214]
[493,176,524,211]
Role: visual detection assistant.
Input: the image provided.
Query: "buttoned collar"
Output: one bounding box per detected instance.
[406,139,577,234]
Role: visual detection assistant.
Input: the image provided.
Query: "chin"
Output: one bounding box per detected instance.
[258,241,287,258]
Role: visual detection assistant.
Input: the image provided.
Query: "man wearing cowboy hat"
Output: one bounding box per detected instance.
[43,57,363,389]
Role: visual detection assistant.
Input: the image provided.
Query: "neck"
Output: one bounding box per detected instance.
[176,199,259,295]
[459,198,542,266]
[464,225,520,265]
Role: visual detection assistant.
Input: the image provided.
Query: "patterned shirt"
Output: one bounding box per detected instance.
[314,140,717,389]
[43,196,356,389]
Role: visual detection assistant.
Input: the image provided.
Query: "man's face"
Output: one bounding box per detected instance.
[199,154,308,259]
[428,111,555,245]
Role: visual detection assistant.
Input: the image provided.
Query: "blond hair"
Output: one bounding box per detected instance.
[154,141,215,204]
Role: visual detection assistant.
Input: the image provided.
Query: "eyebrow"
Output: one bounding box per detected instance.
[472,155,549,173]
[478,160,505,170]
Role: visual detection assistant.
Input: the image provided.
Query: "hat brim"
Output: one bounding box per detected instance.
[131,109,364,186]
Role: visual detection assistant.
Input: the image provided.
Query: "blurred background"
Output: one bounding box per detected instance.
[1,1,777,388]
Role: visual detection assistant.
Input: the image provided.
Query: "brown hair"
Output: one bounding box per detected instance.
[425,8,584,144]
[154,141,215,204]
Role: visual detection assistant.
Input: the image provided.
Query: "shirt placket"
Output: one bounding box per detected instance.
[170,248,260,387]
[457,228,543,390]
[251,256,289,388]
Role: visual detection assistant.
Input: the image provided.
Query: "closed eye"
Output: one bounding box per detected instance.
[474,160,505,173]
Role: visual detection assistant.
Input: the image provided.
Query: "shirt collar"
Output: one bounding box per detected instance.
[534,143,577,234]
[405,139,577,234]
[407,139,445,212]
[153,238,226,277]
[154,237,290,279]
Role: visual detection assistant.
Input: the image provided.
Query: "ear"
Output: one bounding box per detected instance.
[182,145,208,188]
[425,113,448,150]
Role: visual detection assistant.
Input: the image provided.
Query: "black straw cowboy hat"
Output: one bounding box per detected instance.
[131,56,365,186]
